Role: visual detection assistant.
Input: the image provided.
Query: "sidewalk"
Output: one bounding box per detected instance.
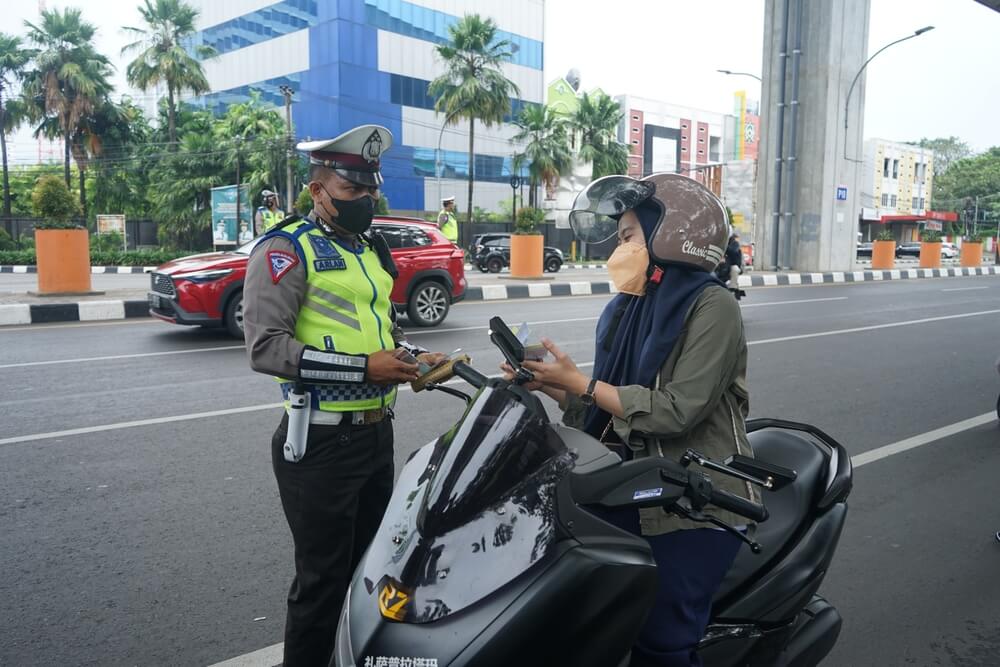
[2,264,998,327]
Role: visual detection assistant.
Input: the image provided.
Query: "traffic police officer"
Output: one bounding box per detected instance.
[437,195,459,243]
[243,124,445,666]
[255,189,285,235]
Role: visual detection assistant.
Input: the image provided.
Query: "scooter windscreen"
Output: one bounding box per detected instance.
[358,386,574,623]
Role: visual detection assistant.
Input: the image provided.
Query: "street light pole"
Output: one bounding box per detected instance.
[436,109,461,211]
[843,26,934,162]
[716,69,762,82]
[279,85,294,214]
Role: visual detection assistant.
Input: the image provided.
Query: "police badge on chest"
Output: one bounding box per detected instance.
[309,234,347,271]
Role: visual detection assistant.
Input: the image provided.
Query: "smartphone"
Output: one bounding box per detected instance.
[392,348,419,365]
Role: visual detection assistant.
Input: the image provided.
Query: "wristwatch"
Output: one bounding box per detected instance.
[579,378,599,406]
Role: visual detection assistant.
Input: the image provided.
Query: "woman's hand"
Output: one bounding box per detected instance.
[522,338,590,397]
[416,352,448,368]
[499,362,543,391]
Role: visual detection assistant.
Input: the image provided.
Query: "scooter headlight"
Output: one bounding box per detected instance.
[334,585,355,667]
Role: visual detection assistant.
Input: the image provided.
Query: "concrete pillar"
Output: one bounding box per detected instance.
[754,0,871,271]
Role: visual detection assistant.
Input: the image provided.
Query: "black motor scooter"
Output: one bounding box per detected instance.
[335,317,851,667]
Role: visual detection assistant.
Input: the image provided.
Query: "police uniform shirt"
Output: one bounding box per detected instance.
[244,231,407,379]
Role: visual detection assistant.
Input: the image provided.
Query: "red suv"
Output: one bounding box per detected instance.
[148,216,467,337]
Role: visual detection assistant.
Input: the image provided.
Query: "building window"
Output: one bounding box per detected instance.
[881,194,889,207]
[682,146,688,152]
[892,160,899,179]
[632,127,639,133]
[920,197,925,210]
[883,158,890,178]
[681,123,688,129]
[632,139,639,145]
[890,194,897,207]
[912,197,919,209]
[632,115,639,121]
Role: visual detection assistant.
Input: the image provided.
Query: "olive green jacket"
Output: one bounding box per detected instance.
[562,284,759,536]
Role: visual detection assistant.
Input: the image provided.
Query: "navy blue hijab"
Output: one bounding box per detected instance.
[582,202,723,437]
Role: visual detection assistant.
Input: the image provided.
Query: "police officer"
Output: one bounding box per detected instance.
[243,124,445,667]
[437,195,459,243]
[255,189,285,235]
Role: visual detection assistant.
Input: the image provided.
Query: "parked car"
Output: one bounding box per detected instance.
[470,233,564,273]
[895,242,922,258]
[148,216,467,337]
[856,242,873,258]
[941,242,959,259]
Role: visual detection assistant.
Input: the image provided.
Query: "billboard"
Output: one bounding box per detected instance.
[210,184,252,246]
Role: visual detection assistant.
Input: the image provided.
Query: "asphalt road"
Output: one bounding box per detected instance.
[2,276,1000,666]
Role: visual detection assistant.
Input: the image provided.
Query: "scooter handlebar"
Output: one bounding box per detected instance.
[452,360,487,389]
[709,487,769,523]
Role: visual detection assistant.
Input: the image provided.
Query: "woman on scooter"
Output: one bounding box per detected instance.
[504,173,758,667]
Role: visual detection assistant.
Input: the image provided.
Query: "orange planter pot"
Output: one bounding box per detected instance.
[871,240,895,269]
[509,234,544,278]
[35,228,93,294]
[960,242,983,267]
[919,242,941,269]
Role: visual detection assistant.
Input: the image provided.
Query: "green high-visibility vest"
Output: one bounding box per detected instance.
[265,218,396,412]
[438,209,458,242]
[260,208,285,232]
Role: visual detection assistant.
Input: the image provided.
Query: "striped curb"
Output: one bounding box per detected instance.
[0,265,157,274]
[737,265,1000,287]
[2,266,997,327]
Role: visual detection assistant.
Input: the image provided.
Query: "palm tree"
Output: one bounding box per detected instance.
[428,14,519,245]
[123,0,215,147]
[571,91,630,180]
[0,33,35,220]
[22,8,112,193]
[512,104,572,207]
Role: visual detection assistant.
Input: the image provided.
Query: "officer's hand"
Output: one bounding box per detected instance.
[367,349,420,385]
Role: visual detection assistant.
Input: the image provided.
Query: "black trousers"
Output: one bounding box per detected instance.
[271,413,394,667]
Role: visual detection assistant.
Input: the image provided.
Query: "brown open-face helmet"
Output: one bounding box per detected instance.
[569,173,728,272]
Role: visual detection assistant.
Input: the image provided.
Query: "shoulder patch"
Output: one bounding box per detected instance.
[268,250,299,283]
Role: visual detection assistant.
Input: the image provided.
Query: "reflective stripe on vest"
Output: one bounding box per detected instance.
[268,218,396,412]
[438,210,458,242]
[261,208,285,231]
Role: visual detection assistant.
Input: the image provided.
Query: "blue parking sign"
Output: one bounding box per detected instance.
[836,186,848,201]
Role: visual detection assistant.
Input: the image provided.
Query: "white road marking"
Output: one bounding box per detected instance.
[852,412,997,468]
[942,286,989,292]
[206,643,283,667]
[0,318,158,333]
[741,297,847,308]
[0,345,246,370]
[747,309,1000,346]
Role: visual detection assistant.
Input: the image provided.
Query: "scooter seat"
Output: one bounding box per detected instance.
[713,428,828,603]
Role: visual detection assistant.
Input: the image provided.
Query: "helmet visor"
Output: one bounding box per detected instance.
[569,176,656,243]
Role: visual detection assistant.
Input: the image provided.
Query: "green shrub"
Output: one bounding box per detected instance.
[91,231,125,253]
[875,229,894,241]
[31,175,81,229]
[0,250,36,265]
[920,229,942,242]
[295,188,313,216]
[514,207,545,235]
[0,228,15,251]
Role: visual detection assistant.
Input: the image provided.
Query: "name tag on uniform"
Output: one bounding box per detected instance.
[314,258,347,271]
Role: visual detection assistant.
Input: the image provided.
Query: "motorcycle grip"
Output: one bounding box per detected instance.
[709,488,769,523]
[452,360,487,389]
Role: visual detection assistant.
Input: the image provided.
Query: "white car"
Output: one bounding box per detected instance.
[941,242,959,259]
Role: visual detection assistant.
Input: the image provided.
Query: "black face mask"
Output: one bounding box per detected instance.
[317,184,375,235]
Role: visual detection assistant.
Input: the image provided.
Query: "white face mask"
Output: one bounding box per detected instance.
[607,241,650,296]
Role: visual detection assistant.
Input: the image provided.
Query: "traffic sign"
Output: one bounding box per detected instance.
[836,185,848,201]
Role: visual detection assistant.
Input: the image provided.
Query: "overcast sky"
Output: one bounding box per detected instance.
[5,0,1000,163]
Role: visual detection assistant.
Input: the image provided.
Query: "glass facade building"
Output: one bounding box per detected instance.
[186,0,544,212]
